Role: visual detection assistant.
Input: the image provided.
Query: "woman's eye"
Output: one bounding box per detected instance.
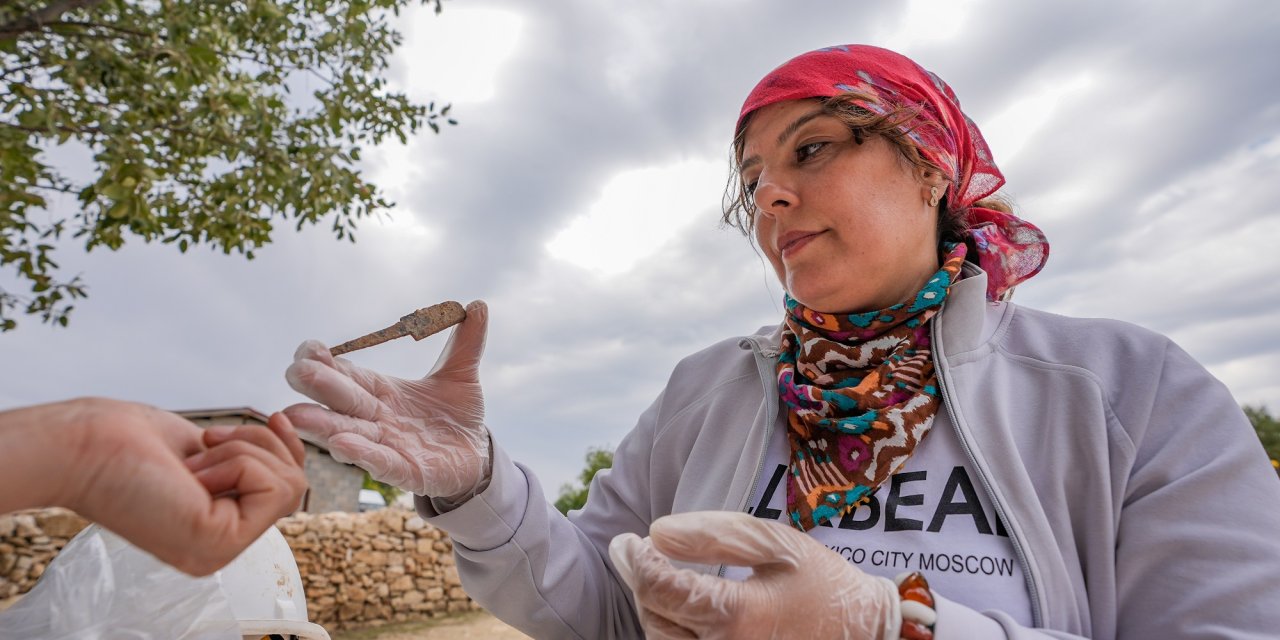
[744,179,759,195]
[797,141,827,162]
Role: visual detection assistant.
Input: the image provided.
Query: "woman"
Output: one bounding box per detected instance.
[283,45,1280,638]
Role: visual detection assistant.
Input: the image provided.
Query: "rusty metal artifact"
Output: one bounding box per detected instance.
[329,301,467,356]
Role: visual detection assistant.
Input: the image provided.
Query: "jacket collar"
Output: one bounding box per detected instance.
[935,262,989,355]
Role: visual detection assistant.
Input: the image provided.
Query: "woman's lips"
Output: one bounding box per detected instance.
[779,230,822,258]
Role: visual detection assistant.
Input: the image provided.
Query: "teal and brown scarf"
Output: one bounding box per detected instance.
[778,243,968,530]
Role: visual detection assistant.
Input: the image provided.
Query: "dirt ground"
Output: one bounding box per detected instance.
[330,611,531,640]
[0,593,529,639]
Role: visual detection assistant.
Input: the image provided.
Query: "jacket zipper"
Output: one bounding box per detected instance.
[930,321,1044,628]
[718,336,777,579]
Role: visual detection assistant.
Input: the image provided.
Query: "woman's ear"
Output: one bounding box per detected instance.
[917,167,949,207]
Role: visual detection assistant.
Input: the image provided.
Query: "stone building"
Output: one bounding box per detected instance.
[178,407,365,513]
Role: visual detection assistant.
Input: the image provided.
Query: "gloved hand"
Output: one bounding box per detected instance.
[609,511,902,640]
[284,300,491,501]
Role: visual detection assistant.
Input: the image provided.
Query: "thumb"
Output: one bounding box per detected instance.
[650,511,806,571]
[429,300,488,380]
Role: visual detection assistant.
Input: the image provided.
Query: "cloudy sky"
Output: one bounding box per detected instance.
[4,0,1279,494]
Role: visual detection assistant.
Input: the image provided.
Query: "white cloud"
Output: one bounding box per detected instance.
[545,158,727,276]
[877,0,982,50]
[1210,351,1280,410]
[396,7,524,104]
[982,72,1095,167]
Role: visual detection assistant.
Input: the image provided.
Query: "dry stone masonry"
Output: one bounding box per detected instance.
[0,507,478,630]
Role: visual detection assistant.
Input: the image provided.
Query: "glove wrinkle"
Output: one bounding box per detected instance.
[611,511,898,639]
[283,301,494,502]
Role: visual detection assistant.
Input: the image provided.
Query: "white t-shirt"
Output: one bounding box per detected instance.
[724,408,1033,626]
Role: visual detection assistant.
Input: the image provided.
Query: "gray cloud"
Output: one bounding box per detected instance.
[3,0,1277,493]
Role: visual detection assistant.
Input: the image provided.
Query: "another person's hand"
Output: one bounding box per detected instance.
[609,511,901,639]
[284,300,490,501]
[0,397,308,576]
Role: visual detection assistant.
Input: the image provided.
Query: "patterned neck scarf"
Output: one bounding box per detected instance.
[779,244,967,530]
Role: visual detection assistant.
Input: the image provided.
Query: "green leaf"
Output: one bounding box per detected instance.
[260,1,284,19]
[188,44,219,68]
[106,200,133,219]
[17,110,46,129]
[101,184,131,200]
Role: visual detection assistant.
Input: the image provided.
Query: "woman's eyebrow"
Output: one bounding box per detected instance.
[739,108,829,172]
[775,109,827,146]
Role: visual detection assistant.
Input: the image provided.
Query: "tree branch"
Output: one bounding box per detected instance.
[30,181,78,194]
[53,18,151,39]
[0,0,106,40]
[227,51,336,87]
[2,122,102,135]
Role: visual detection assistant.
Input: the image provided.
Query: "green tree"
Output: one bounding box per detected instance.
[1243,404,1280,473]
[555,446,614,515]
[0,0,455,330]
[362,470,403,507]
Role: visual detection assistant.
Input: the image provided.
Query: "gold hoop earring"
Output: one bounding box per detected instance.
[928,186,941,208]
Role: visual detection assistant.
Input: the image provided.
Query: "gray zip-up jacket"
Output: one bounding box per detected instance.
[418,267,1280,639]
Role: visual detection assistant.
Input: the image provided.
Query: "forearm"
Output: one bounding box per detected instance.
[0,399,89,514]
[419,445,643,639]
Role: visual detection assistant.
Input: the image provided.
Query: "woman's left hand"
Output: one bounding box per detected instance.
[609,511,900,639]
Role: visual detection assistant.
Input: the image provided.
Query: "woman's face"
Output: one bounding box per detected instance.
[740,100,943,314]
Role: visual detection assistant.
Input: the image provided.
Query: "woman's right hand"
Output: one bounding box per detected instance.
[284,300,491,501]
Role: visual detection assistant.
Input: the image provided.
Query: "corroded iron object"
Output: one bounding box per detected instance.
[329,301,467,356]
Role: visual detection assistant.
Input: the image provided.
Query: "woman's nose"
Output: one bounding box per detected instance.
[753,173,797,217]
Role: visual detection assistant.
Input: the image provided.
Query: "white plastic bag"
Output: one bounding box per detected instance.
[0,525,240,640]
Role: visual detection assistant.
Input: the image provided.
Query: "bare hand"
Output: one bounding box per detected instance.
[1,398,308,576]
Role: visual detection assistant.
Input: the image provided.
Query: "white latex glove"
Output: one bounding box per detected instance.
[283,300,490,501]
[609,511,901,640]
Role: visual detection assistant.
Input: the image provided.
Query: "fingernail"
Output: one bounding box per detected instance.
[608,534,641,584]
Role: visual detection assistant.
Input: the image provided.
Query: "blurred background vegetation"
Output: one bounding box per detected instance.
[555,446,613,515]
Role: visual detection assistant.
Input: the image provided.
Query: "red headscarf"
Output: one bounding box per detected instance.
[738,44,1049,300]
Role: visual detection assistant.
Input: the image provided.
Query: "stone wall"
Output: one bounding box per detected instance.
[300,441,365,514]
[0,508,87,604]
[279,508,480,629]
[0,507,478,631]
